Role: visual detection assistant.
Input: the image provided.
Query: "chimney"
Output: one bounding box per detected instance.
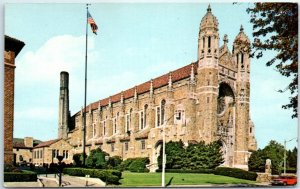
[24,137,33,148]
[58,71,69,139]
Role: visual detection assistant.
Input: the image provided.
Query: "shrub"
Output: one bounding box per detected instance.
[85,149,109,169]
[127,158,150,172]
[4,171,37,182]
[156,168,214,174]
[107,156,122,169]
[214,167,257,181]
[63,168,121,185]
[118,159,134,171]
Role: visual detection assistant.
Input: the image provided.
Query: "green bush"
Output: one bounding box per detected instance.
[108,156,122,169]
[214,167,257,181]
[63,168,121,185]
[118,159,134,171]
[4,171,37,182]
[85,149,109,169]
[127,158,150,172]
[156,168,214,174]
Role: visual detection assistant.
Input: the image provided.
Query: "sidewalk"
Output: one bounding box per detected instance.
[38,174,105,187]
[4,174,105,187]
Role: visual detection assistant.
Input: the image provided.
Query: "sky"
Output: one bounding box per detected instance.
[4,2,298,150]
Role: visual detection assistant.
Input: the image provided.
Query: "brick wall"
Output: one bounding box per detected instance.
[4,51,16,164]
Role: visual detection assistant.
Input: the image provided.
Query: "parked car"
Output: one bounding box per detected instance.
[271,175,297,186]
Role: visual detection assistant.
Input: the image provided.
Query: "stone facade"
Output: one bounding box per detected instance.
[13,137,42,165]
[62,5,257,171]
[4,36,25,165]
[32,139,73,166]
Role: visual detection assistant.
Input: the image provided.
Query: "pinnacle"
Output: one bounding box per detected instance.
[207,4,211,12]
[240,25,244,32]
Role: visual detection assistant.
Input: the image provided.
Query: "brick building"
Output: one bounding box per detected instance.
[57,5,257,171]
[4,35,25,164]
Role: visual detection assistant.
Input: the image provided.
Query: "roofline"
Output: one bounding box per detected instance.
[72,62,197,117]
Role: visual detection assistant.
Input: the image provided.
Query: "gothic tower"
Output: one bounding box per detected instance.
[58,71,70,139]
[233,25,251,169]
[196,5,219,143]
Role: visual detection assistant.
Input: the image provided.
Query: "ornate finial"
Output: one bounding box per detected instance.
[121,91,124,104]
[89,104,92,113]
[108,97,112,108]
[134,86,138,101]
[98,101,101,111]
[150,79,154,97]
[190,63,195,84]
[168,72,172,91]
[223,34,228,44]
[207,4,211,12]
[240,25,244,32]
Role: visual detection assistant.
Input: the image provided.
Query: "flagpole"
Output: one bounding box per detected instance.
[83,3,89,167]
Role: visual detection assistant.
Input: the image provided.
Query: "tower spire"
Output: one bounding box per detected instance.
[207,4,211,12]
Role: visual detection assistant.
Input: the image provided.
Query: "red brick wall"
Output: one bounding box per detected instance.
[4,51,16,164]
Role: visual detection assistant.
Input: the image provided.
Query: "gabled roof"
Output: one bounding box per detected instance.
[13,138,42,149]
[34,139,60,148]
[75,62,198,116]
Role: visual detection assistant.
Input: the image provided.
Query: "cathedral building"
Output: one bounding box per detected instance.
[60,5,257,171]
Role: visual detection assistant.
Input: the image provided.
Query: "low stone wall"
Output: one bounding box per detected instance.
[256,173,272,183]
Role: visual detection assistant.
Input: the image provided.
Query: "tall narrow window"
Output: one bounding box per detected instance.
[103,121,106,136]
[208,36,211,48]
[126,114,130,132]
[161,99,166,125]
[140,111,144,130]
[124,142,128,151]
[156,107,160,127]
[236,54,239,63]
[144,104,148,128]
[66,150,69,159]
[141,140,146,150]
[113,118,117,134]
[241,53,244,64]
[111,143,115,152]
[63,150,66,158]
[203,37,205,48]
[56,150,59,158]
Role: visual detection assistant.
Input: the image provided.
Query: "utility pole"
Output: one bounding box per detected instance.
[283,138,297,175]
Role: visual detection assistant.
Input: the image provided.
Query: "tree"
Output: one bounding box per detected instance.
[248,140,285,174]
[85,148,109,169]
[158,140,224,170]
[287,147,297,169]
[247,3,298,118]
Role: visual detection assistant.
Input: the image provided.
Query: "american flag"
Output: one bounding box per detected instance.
[87,10,98,35]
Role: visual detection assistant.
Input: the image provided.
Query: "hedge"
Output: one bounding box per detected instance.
[4,171,37,182]
[214,167,257,181]
[63,168,121,185]
[156,168,214,174]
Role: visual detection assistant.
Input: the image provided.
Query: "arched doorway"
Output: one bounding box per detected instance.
[217,82,235,167]
[149,140,163,172]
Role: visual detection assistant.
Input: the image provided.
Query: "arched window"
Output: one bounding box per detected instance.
[203,37,205,48]
[161,99,166,125]
[208,36,211,48]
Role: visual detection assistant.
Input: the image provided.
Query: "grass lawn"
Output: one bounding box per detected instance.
[119,172,256,187]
